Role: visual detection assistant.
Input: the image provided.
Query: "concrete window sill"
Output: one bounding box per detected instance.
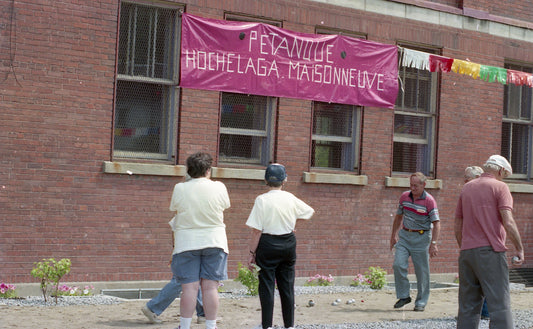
[303,172,368,185]
[385,176,443,189]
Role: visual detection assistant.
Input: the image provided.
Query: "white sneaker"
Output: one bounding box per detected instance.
[141,305,162,324]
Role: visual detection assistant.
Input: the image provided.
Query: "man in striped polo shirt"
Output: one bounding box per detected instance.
[390,172,441,312]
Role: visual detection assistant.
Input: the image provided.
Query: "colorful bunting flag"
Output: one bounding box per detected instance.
[507,69,533,87]
[451,59,481,79]
[479,66,507,84]
[401,48,430,71]
[429,55,454,73]
[399,47,533,88]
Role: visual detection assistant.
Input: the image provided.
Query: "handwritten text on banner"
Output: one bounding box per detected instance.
[180,14,398,109]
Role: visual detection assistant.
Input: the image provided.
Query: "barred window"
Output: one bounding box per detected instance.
[114,2,180,161]
[311,102,361,171]
[393,46,439,177]
[502,63,533,179]
[219,92,276,165]
[218,14,280,166]
[311,28,364,172]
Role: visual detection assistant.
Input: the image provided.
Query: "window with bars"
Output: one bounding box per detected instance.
[393,46,439,177]
[501,63,533,179]
[219,92,276,165]
[114,2,180,161]
[311,102,361,171]
[218,14,281,166]
[310,28,364,172]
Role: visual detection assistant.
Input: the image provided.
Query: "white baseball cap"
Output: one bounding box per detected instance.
[485,155,513,175]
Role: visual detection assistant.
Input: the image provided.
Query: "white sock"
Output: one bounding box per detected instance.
[205,319,217,329]
[179,317,192,329]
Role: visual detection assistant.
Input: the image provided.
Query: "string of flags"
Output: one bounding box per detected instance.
[399,47,533,87]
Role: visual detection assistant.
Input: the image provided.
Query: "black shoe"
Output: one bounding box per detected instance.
[394,297,412,308]
[414,305,425,312]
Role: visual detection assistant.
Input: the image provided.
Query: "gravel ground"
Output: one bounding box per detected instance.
[293,284,533,329]
[0,294,123,307]
[2,284,532,329]
[287,309,533,329]
[0,284,387,306]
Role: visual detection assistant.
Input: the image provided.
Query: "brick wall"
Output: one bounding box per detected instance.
[463,0,533,22]
[0,0,532,285]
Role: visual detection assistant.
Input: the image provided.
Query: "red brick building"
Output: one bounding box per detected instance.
[1,0,532,285]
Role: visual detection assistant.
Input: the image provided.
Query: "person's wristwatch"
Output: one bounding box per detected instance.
[431,241,437,245]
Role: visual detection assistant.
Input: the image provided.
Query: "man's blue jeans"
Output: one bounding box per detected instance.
[146,276,204,316]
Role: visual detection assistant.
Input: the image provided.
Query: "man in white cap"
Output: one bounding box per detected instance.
[454,155,525,329]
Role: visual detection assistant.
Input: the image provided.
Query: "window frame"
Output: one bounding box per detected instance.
[218,92,277,166]
[393,44,439,177]
[310,102,362,172]
[112,1,182,162]
[216,14,282,167]
[308,28,365,173]
[501,61,533,180]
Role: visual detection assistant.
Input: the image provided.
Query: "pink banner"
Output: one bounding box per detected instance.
[180,14,398,109]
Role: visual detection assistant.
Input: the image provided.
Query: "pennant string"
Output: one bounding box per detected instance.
[399,49,532,88]
[479,66,507,84]
[451,59,481,79]
[429,55,453,73]
[401,48,430,71]
[507,69,532,86]
[397,47,405,94]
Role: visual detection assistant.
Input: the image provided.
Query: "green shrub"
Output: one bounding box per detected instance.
[234,262,259,296]
[365,266,387,290]
[31,258,71,303]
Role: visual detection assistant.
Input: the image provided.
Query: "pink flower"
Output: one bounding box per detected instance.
[0,282,16,297]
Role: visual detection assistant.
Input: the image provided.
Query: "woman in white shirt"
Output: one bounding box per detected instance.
[246,163,314,329]
[169,152,230,329]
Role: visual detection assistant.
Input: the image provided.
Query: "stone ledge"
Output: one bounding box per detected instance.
[385,176,443,189]
[507,183,533,194]
[102,162,265,180]
[102,161,186,176]
[210,167,264,180]
[303,172,368,185]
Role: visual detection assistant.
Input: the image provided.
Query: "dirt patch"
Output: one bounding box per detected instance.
[2,288,532,328]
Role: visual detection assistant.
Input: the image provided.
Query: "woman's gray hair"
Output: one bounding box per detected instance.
[465,166,484,179]
[483,162,503,174]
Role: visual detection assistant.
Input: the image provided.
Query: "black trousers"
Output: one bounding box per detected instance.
[255,232,296,329]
